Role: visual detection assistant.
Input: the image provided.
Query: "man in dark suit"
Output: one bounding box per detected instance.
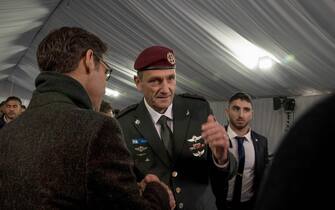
[217,92,268,210]
[0,96,22,129]
[254,94,334,210]
[0,27,174,210]
[117,46,236,210]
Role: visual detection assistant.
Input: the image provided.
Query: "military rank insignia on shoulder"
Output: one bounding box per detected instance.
[179,93,207,102]
[116,103,138,118]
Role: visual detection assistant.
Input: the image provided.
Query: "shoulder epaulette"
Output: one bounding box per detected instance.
[179,93,207,102]
[116,103,138,118]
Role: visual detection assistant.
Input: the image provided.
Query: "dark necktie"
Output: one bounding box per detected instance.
[232,136,246,205]
[158,115,173,157]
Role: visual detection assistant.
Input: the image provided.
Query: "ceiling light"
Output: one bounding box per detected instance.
[105,88,120,97]
[258,56,274,70]
[207,23,280,69]
[227,41,279,69]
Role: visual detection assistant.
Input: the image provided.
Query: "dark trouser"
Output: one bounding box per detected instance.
[225,199,254,210]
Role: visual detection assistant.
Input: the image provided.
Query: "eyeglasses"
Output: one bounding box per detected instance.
[94,54,113,81]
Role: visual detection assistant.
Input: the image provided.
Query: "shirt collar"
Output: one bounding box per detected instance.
[3,114,10,123]
[144,98,173,124]
[227,124,252,142]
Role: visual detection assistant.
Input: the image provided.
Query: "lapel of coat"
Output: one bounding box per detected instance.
[133,100,171,167]
[172,96,191,161]
[251,131,261,173]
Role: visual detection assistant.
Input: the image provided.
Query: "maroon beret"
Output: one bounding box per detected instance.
[134,46,176,71]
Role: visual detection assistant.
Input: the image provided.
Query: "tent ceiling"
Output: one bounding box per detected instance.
[1,0,334,108]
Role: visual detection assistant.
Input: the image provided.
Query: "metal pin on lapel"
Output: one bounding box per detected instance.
[187,135,202,142]
[135,119,140,125]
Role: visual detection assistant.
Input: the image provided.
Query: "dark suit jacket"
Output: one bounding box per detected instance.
[212,127,268,209]
[117,94,236,210]
[0,72,170,210]
[249,130,269,198]
[254,94,335,210]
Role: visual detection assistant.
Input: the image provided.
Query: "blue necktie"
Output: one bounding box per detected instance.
[158,115,174,157]
[232,136,246,204]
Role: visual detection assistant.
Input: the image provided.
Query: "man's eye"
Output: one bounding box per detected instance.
[149,79,160,85]
[168,76,175,81]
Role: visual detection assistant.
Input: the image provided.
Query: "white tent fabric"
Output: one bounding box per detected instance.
[1,0,334,108]
[0,0,334,150]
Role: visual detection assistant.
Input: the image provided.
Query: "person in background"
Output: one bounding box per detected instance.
[0,27,174,210]
[216,92,268,210]
[117,45,236,210]
[0,96,22,129]
[100,100,114,117]
[254,94,335,210]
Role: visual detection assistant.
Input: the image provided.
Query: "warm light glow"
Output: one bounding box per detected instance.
[105,88,120,97]
[301,89,329,96]
[283,54,295,63]
[227,41,279,69]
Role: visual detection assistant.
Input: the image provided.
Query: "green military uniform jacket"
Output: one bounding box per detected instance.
[118,94,236,210]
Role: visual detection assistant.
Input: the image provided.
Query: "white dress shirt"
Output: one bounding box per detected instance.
[144,98,173,138]
[226,125,255,202]
[144,98,228,169]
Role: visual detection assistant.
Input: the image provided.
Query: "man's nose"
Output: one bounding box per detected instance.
[238,110,245,116]
[160,80,170,92]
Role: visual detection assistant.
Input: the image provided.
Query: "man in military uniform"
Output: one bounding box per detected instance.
[117,46,236,210]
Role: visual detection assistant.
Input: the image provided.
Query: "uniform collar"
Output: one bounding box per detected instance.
[144,98,173,124]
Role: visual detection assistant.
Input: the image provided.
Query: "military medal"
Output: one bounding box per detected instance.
[134,145,147,152]
[187,135,205,157]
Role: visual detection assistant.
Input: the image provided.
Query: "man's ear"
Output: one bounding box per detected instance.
[84,49,95,74]
[134,75,142,91]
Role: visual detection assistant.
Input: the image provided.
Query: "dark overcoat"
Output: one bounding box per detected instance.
[0,72,170,210]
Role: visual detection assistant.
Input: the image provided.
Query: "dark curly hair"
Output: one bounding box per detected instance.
[228,92,253,106]
[36,27,107,73]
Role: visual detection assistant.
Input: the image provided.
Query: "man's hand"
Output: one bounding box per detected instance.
[201,115,229,165]
[139,174,176,210]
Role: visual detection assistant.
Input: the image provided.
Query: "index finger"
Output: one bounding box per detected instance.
[201,114,217,130]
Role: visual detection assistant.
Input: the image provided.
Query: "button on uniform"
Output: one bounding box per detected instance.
[178,202,184,209]
[175,187,181,194]
[172,171,178,177]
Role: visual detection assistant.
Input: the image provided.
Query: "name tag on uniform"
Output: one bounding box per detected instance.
[132,138,148,145]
